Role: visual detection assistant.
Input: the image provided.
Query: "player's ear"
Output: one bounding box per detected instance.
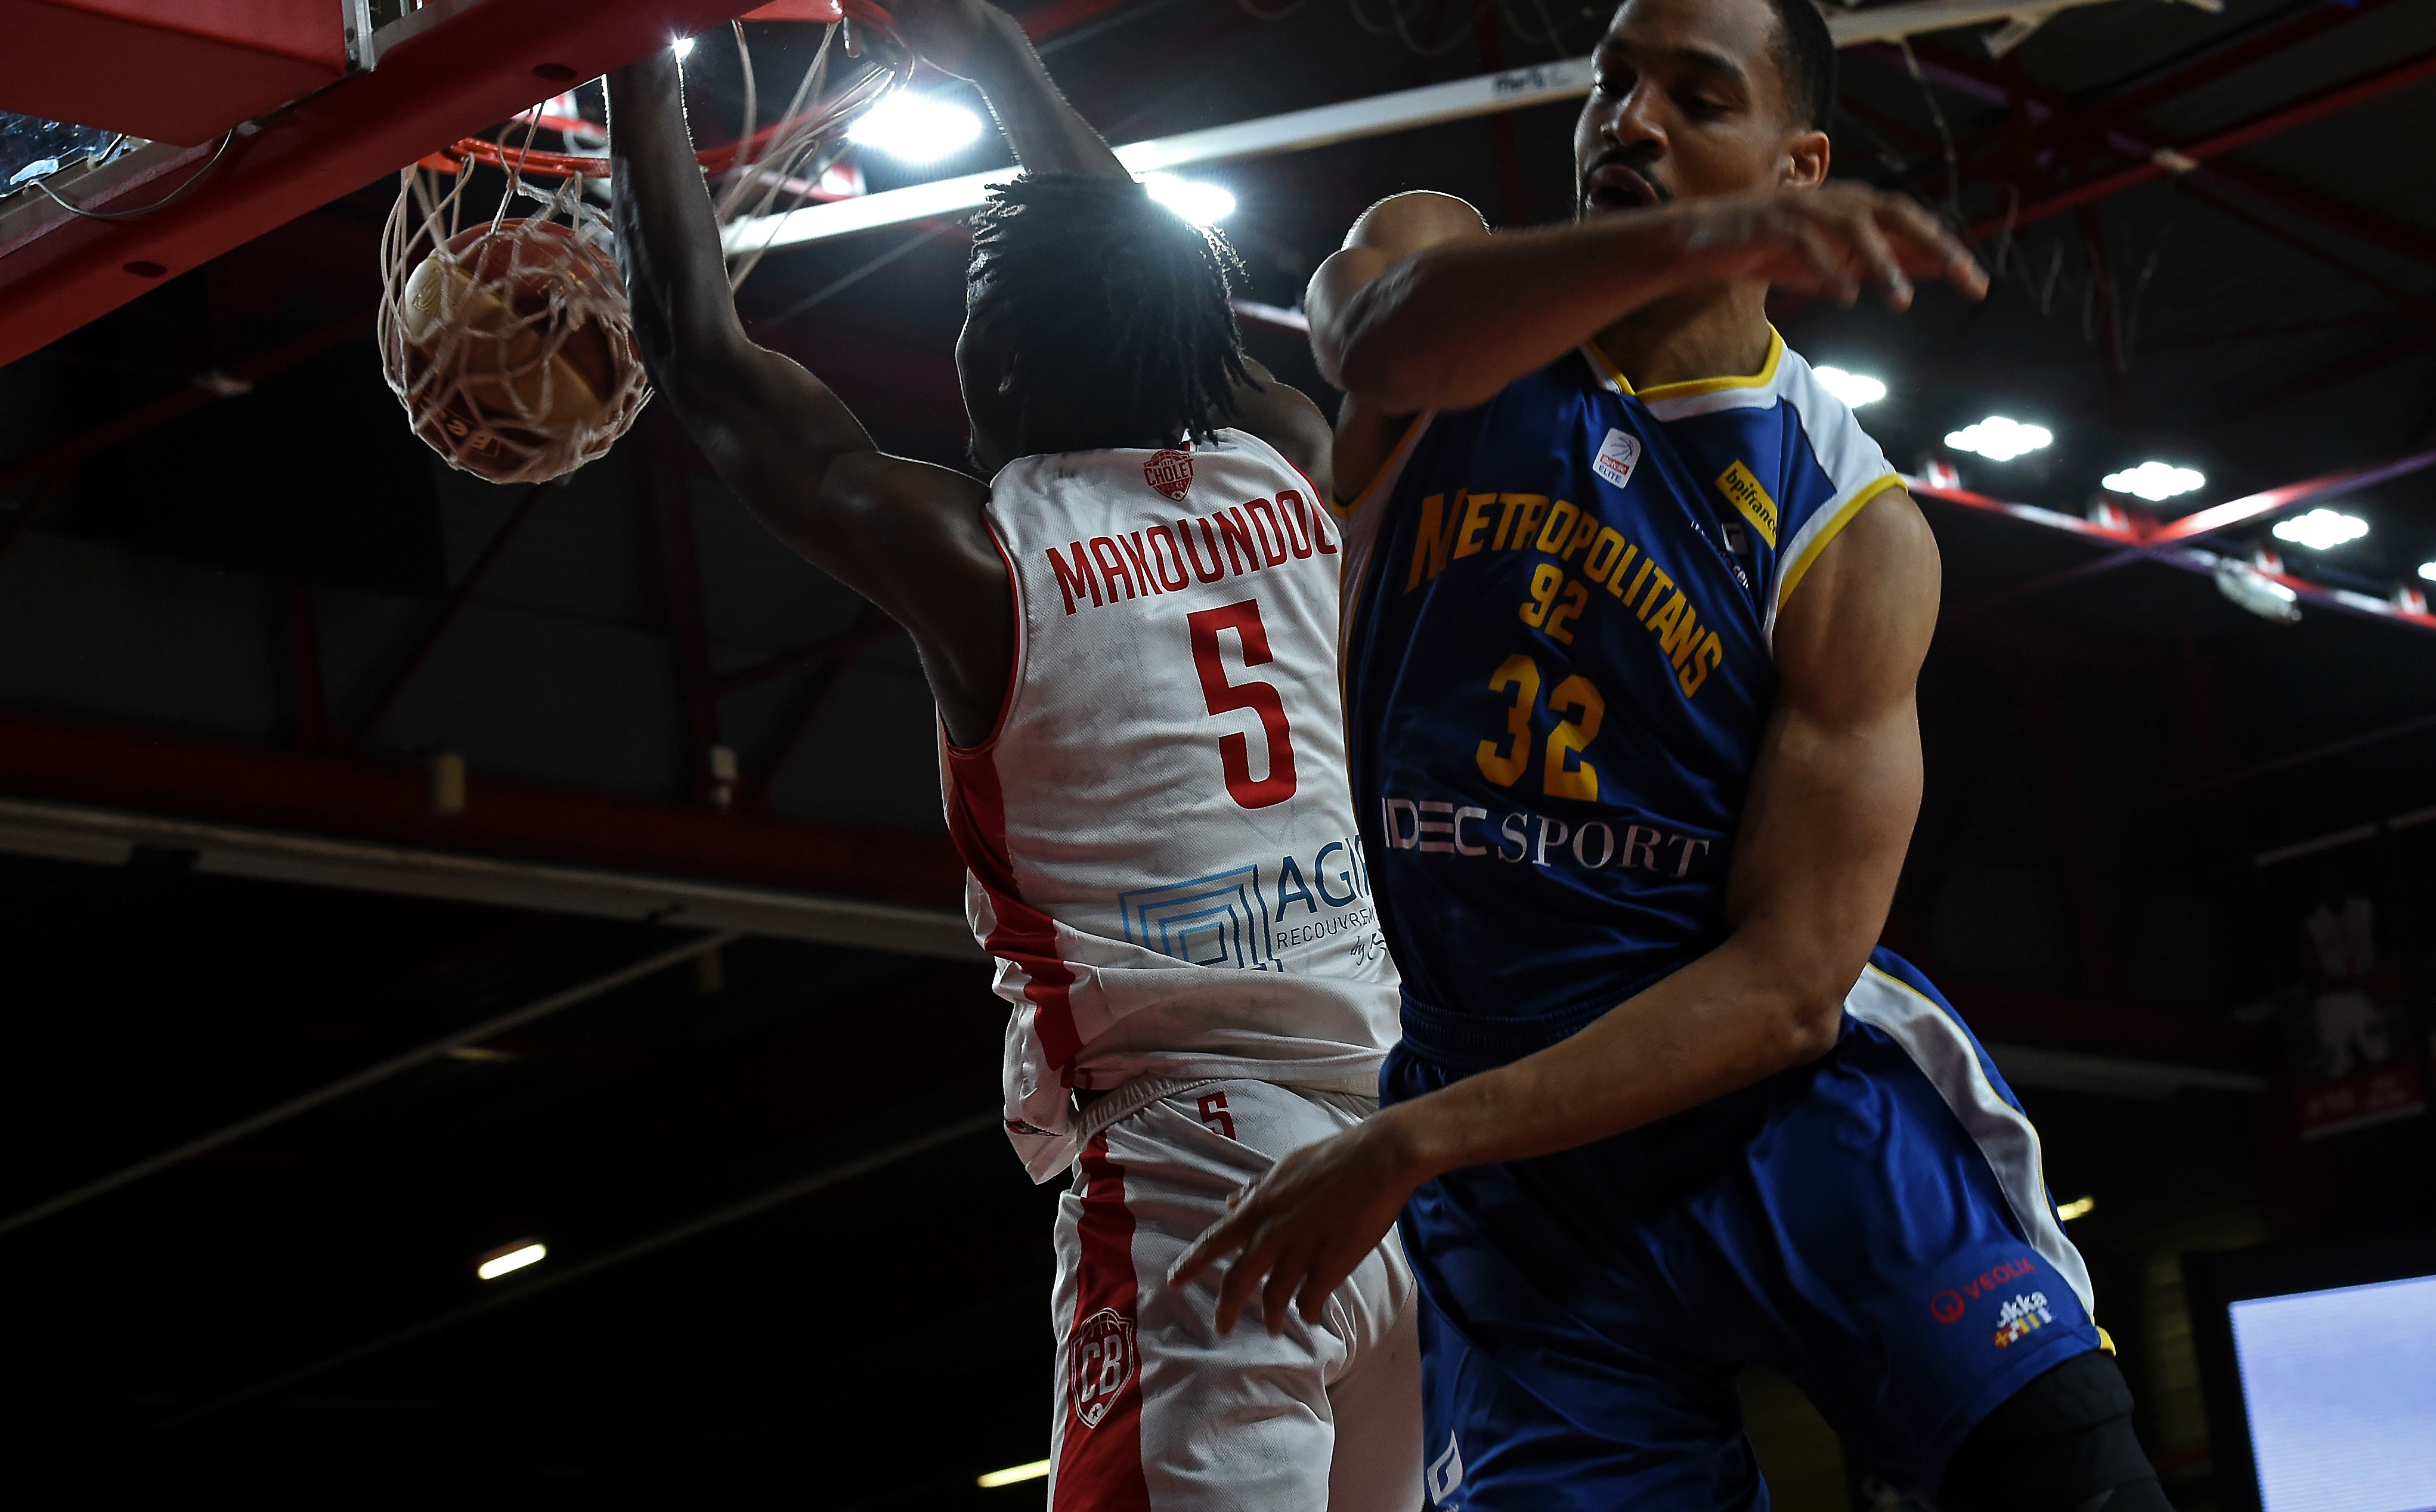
[1782,129,1830,190]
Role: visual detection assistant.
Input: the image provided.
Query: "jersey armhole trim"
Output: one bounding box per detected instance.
[1335,410,1435,667]
[1770,470,1905,625]
[1334,411,1429,516]
[942,516,1028,757]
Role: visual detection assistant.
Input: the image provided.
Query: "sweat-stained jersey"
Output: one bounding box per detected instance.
[945,428,1402,1182]
[1339,328,1903,1065]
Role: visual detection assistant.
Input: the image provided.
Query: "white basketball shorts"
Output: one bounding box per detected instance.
[1047,1077,1423,1511]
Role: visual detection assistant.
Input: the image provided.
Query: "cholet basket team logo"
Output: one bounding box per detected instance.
[1069,1307,1140,1429]
[1144,448,1195,502]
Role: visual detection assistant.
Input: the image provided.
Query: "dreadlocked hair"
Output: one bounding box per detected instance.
[967,172,1252,455]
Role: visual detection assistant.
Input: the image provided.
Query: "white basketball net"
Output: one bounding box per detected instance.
[377,165,648,487]
[376,20,906,486]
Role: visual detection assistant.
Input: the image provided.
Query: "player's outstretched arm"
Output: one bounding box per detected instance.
[903,0,1330,489]
[607,51,1009,743]
[1172,491,1942,1334]
[1309,188,1986,419]
[892,0,1125,179]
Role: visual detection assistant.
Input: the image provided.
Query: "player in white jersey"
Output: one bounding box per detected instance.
[608,3,1418,1507]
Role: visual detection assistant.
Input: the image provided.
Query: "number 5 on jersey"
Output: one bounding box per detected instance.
[1189,599,1298,810]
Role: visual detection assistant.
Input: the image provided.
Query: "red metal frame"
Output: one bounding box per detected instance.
[0,0,348,146]
[0,1,782,368]
[0,709,964,904]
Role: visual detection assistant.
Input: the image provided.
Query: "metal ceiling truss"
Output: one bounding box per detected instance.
[1921,444,2436,636]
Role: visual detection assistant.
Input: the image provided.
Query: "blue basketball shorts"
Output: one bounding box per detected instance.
[1384,949,2103,1508]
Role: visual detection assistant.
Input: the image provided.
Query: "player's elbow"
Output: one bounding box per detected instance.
[1755,954,1856,1067]
[1772,989,1846,1066]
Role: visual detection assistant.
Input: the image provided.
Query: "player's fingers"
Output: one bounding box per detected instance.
[1878,197,1986,295]
[1212,1227,1286,1333]
[1790,222,1857,303]
[1295,1249,1358,1325]
[1261,1249,1306,1334]
[1169,1204,1257,1290]
[1844,213,1911,309]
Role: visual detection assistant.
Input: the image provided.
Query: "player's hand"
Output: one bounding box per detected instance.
[1168,1110,1431,1334]
[880,0,1020,80]
[1670,184,1988,309]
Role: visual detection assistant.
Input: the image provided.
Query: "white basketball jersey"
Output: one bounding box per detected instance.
[942,429,1402,1181]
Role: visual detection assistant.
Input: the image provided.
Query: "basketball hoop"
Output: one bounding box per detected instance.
[376,2,909,485]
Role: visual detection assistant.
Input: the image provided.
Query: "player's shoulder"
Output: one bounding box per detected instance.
[1638,331,1894,502]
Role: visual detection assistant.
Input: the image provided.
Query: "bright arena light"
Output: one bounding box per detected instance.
[2102,461,2205,502]
[1142,172,1236,226]
[1812,366,1887,407]
[977,1460,1052,1489]
[848,93,984,163]
[1945,416,2053,462]
[671,35,695,60]
[2271,507,2370,551]
[2419,560,2436,583]
[476,1241,547,1281]
[2056,1195,2096,1222]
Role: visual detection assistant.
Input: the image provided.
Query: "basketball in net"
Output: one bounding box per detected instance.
[379,168,648,487]
[377,2,907,486]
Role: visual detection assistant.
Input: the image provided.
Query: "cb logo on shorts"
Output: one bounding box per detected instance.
[1070,1307,1138,1429]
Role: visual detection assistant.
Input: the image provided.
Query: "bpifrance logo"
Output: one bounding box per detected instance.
[1994,1291,2055,1348]
[1144,448,1194,501]
[1070,1307,1138,1429]
[1930,1256,2037,1324]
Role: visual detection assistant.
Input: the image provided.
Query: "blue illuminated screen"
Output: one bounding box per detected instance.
[2228,1272,2436,1512]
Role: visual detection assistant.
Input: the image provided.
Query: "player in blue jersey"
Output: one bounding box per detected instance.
[1174,0,2170,1507]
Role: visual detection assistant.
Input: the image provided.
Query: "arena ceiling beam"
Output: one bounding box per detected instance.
[0,710,969,915]
[1959,45,2436,241]
[1921,445,2436,636]
[1878,42,2436,271]
[0,0,780,369]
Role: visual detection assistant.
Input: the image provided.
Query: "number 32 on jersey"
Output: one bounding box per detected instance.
[1477,653,1604,801]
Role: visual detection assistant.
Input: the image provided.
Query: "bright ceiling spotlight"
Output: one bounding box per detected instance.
[1944,416,2053,462]
[2271,507,2369,552]
[2102,461,2205,502]
[1812,366,1887,408]
[847,93,984,163]
[671,35,695,60]
[1141,172,1236,227]
[2419,560,2436,584]
[977,1460,1051,1489]
[2056,1195,2096,1222]
[475,1240,547,1281]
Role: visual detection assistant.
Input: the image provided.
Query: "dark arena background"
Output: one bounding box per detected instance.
[2,0,2434,1505]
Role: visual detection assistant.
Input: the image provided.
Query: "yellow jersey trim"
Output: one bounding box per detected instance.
[1775,471,1905,611]
[1581,326,1785,399]
[2097,1326,2116,1356]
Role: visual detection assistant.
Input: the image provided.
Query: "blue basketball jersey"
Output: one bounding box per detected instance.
[1339,329,1903,1061]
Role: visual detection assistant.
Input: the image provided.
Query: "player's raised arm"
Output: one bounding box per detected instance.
[910,0,1332,488]
[606,49,1008,743]
[894,0,1126,179]
[1174,489,1942,1333]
